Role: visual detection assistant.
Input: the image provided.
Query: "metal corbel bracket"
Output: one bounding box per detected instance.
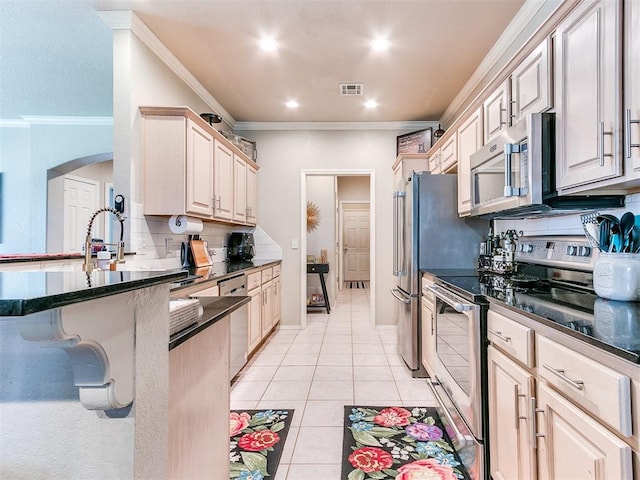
[16,294,135,410]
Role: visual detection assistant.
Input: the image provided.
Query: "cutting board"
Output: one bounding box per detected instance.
[190,240,211,267]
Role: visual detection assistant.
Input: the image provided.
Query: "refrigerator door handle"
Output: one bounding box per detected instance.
[390,288,411,304]
[392,191,406,276]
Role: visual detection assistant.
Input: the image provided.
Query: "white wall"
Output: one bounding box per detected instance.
[338,175,370,202]
[234,128,408,327]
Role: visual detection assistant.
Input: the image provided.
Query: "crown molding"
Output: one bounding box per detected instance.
[234,120,437,131]
[19,116,113,126]
[440,0,563,127]
[0,119,29,128]
[98,10,236,129]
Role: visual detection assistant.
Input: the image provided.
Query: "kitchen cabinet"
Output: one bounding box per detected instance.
[247,264,281,355]
[438,133,457,173]
[457,108,483,216]
[393,154,429,187]
[233,153,247,223]
[483,80,510,143]
[510,38,552,125]
[169,315,230,479]
[272,270,281,326]
[140,106,259,225]
[537,382,632,480]
[488,346,536,480]
[626,0,640,174]
[213,140,234,221]
[420,274,436,377]
[247,284,262,353]
[427,150,440,174]
[246,164,258,225]
[554,0,622,191]
[261,280,274,335]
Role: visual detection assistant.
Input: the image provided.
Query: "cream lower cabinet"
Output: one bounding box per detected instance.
[457,108,483,216]
[488,346,536,480]
[261,280,274,335]
[420,275,436,377]
[272,274,281,325]
[168,316,230,479]
[247,264,281,355]
[247,285,262,353]
[536,381,632,480]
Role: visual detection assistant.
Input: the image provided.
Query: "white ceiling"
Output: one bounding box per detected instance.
[0,0,525,123]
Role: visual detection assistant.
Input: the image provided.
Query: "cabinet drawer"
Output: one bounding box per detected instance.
[487,310,534,367]
[261,267,273,283]
[188,285,219,297]
[247,272,261,291]
[272,264,281,278]
[537,335,632,437]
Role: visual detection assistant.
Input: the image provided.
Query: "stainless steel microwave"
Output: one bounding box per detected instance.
[469,113,624,218]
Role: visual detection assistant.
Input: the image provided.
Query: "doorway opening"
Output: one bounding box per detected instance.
[300,170,375,329]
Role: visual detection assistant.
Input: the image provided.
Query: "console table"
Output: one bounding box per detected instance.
[306,263,330,313]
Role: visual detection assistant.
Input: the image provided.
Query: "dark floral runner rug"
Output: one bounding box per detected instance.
[229,409,294,479]
[342,406,470,480]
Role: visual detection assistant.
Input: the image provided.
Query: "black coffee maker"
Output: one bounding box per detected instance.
[227,233,255,262]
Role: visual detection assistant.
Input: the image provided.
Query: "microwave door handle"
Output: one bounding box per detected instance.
[504,143,522,197]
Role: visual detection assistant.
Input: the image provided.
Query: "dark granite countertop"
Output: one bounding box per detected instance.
[169,296,250,350]
[171,259,282,290]
[0,269,187,316]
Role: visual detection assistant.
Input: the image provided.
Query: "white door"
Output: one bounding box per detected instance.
[343,207,370,282]
[63,176,99,252]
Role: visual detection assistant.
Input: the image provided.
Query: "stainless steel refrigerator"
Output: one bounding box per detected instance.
[391,172,488,377]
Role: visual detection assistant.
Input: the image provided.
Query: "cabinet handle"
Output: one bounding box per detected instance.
[626,109,640,159]
[430,313,434,335]
[531,397,545,449]
[217,196,222,210]
[542,363,585,391]
[599,122,613,166]
[514,384,527,430]
[211,198,216,214]
[488,328,511,343]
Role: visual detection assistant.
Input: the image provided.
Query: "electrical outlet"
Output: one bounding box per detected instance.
[291,239,298,249]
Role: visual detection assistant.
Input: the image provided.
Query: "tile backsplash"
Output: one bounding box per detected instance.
[494,193,640,238]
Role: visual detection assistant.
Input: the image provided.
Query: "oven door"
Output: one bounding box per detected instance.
[426,284,484,440]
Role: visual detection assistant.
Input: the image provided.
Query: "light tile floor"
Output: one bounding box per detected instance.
[230,287,436,480]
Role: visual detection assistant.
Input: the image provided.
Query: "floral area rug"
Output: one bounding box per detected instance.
[342,406,470,480]
[229,409,294,479]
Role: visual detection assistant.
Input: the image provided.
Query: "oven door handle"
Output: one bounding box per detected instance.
[426,379,474,446]
[390,288,412,304]
[425,285,473,312]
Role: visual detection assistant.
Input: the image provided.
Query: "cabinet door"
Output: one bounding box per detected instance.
[536,382,632,480]
[555,0,622,191]
[457,108,483,216]
[185,119,214,217]
[483,80,509,143]
[248,288,262,353]
[233,155,247,223]
[510,38,552,124]
[428,150,441,174]
[261,282,274,337]
[420,296,436,377]
[213,140,234,220]
[626,0,640,173]
[439,133,457,173]
[246,164,258,225]
[272,276,281,325]
[488,346,536,480]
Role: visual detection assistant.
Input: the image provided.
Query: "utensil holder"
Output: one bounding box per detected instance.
[593,253,640,301]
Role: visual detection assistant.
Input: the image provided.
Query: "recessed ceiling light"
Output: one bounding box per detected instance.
[370,37,390,52]
[258,37,279,52]
[286,100,299,109]
[365,100,378,109]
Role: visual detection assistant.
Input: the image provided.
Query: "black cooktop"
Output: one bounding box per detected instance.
[434,267,640,364]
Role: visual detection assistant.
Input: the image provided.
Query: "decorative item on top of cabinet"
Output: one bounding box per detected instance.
[554,0,623,192]
[457,108,483,216]
[140,106,259,226]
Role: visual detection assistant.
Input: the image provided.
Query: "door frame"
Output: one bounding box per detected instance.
[300,169,375,329]
[339,201,371,287]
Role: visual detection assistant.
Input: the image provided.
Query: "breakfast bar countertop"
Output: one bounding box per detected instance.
[0,269,188,316]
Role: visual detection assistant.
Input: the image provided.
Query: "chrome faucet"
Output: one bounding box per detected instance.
[83,207,126,272]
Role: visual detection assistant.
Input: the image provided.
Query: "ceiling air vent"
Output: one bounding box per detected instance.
[339,83,363,96]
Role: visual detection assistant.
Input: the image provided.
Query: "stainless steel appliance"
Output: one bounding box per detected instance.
[391,172,488,377]
[227,232,255,262]
[469,113,624,218]
[425,278,488,480]
[217,274,249,379]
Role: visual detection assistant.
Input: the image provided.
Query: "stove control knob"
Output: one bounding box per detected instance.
[519,244,534,253]
[578,246,591,257]
[566,245,578,256]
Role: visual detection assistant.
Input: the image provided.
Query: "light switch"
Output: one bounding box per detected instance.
[291,239,298,249]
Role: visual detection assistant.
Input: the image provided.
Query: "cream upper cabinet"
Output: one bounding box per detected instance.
[428,150,440,174]
[246,164,258,225]
[233,154,247,223]
[186,119,215,217]
[554,0,622,191]
[510,38,552,125]
[438,133,457,173]
[457,108,483,216]
[536,381,632,480]
[488,346,536,480]
[626,0,640,174]
[213,140,234,221]
[483,80,509,143]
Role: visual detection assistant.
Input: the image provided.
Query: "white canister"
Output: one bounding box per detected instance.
[593,253,640,301]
